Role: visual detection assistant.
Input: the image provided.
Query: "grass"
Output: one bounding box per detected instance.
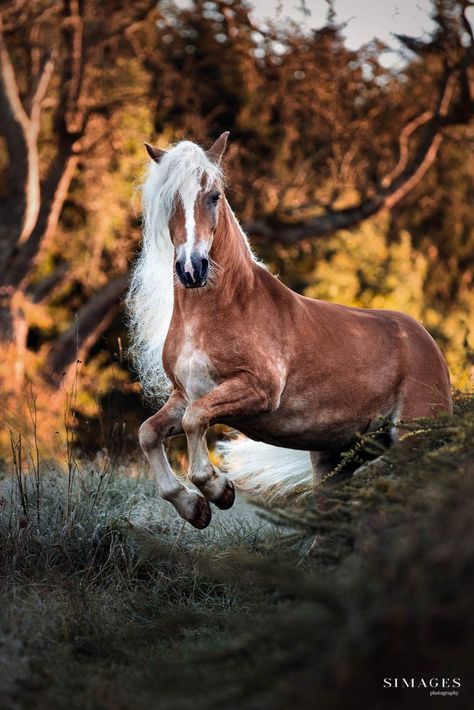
[0,393,473,709]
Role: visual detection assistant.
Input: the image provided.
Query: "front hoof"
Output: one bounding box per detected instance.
[188,496,212,529]
[213,480,235,510]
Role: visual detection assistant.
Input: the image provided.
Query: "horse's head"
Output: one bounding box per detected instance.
[144,132,229,289]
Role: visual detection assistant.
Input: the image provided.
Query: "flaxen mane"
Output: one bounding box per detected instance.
[126,141,222,402]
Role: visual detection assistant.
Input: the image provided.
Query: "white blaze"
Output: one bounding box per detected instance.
[180,180,200,273]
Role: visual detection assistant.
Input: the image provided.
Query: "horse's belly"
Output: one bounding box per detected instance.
[223,385,397,451]
[226,413,365,451]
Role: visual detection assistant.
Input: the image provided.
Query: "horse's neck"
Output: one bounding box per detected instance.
[175,199,255,313]
[212,199,254,280]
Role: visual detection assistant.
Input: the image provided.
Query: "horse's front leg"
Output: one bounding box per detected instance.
[183,376,278,510]
[139,389,212,529]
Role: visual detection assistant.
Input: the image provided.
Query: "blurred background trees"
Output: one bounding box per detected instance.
[0,0,473,452]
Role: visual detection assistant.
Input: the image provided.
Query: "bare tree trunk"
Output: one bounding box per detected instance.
[11,290,28,390]
[44,275,128,386]
[7,146,81,290]
[0,18,53,341]
[0,0,161,401]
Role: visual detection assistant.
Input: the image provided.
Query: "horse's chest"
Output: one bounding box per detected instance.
[174,341,217,402]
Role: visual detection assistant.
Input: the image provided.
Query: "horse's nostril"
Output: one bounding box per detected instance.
[176,255,208,287]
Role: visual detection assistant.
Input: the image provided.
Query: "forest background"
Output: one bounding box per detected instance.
[0,0,473,456]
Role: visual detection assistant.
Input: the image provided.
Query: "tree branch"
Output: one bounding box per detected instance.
[61,0,85,133]
[0,0,84,290]
[7,145,81,289]
[30,53,55,126]
[44,274,128,385]
[29,262,69,304]
[0,16,41,253]
[246,68,470,244]
[381,110,433,187]
[0,17,29,133]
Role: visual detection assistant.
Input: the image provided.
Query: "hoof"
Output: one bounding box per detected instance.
[213,480,235,510]
[188,496,212,529]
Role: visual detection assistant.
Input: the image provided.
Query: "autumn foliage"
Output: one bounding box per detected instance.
[0,0,473,452]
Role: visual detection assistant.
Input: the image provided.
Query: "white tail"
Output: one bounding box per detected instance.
[218,437,313,501]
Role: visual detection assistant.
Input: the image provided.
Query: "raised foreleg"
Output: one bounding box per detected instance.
[139,390,211,529]
[183,375,280,511]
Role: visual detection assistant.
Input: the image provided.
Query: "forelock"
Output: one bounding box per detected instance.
[144,140,222,223]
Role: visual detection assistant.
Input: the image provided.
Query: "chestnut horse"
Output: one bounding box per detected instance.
[127,133,452,529]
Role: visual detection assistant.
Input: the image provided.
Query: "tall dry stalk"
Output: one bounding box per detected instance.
[9,429,28,521]
[26,387,41,526]
[61,357,80,523]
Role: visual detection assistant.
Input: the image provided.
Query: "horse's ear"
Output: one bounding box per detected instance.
[144,142,166,164]
[206,131,229,164]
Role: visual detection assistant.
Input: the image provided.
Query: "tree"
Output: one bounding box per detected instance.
[0,0,158,386]
[146,0,473,244]
[0,0,472,444]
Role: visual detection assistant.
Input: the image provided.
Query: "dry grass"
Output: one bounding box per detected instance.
[0,393,473,709]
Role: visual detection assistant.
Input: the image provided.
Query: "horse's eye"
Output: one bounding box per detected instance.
[210,191,221,205]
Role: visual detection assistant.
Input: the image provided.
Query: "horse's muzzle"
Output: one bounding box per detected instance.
[175,255,209,288]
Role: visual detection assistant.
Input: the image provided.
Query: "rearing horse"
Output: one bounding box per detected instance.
[127,133,452,529]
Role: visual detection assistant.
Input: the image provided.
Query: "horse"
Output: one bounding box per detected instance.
[126,132,452,529]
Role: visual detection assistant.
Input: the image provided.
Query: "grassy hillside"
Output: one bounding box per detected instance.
[1,393,473,709]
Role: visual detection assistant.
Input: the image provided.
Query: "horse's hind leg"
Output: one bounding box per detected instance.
[352,380,452,479]
[310,450,357,513]
[139,390,212,529]
[391,377,453,445]
[310,450,359,490]
[311,451,340,486]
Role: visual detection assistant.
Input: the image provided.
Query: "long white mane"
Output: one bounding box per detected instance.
[126,140,222,402]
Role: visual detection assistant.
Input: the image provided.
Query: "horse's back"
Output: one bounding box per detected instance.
[300,297,452,417]
[254,268,452,418]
